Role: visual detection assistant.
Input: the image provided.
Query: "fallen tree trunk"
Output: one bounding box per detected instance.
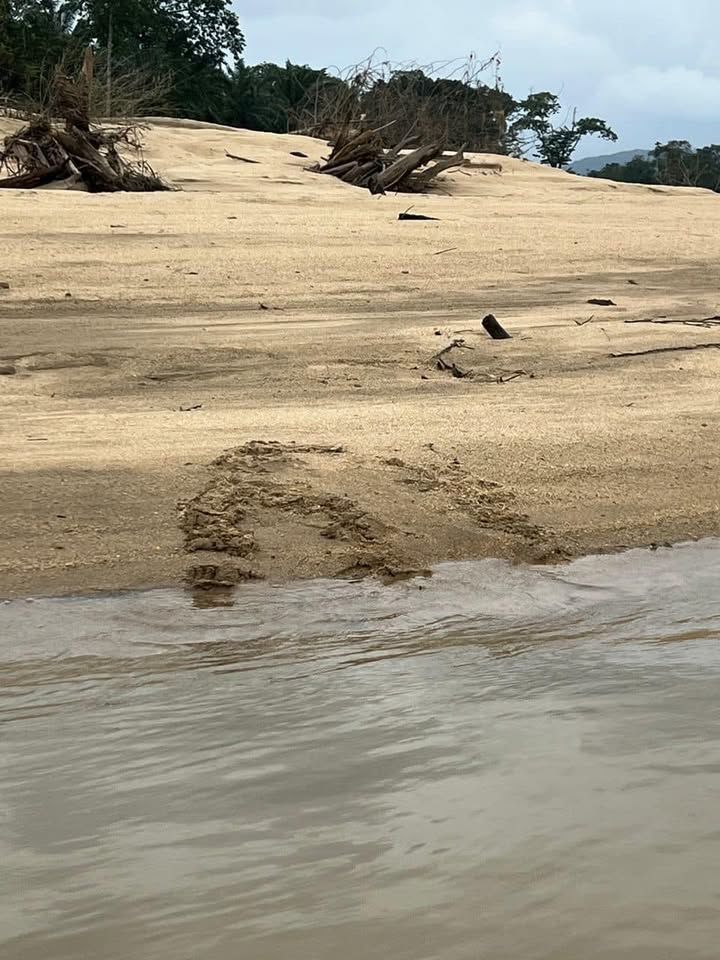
[0,161,68,189]
[314,123,465,194]
[412,145,466,188]
[377,141,443,191]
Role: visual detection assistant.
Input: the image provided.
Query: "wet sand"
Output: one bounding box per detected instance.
[1,118,719,598]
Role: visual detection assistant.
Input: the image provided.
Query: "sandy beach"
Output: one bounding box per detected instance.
[1,117,719,598]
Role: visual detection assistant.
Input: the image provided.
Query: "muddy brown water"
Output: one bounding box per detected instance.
[2,541,720,959]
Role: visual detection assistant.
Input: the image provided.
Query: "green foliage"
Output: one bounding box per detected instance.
[0,0,244,118]
[591,141,720,193]
[66,0,244,67]
[0,7,615,156]
[1,1,72,97]
[589,154,658,184]
[509,92,617,166]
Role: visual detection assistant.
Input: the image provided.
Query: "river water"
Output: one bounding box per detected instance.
[2,541,720,959]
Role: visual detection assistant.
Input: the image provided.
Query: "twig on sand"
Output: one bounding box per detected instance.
[625,316,720,329]
[432,338,474,378]
[610,342,720,359]
[496,370,529,383]
[226,151,260,163]
[432,339,474,361]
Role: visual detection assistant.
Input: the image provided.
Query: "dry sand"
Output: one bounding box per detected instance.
[1,117,719,598]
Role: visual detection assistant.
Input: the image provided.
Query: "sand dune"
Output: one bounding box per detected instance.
[1,119,719,597]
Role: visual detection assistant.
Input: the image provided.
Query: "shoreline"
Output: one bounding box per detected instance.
[2,121,720,601]
[0,533,712,603]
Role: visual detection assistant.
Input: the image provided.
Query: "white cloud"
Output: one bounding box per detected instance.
[601,66,720,120]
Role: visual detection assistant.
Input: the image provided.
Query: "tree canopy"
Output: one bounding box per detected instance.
[510,92,617,167]
[590,141,720,193]
[0,0,244,115]
[0,3,617,163]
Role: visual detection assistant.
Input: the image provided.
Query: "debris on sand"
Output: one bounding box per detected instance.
[0,69,172,193]
[432,338,474,378]
[313,123,465,194]
[0,119,172,192]
[399,210,439,221]
[482,314,512,340]
[225,150,260,164]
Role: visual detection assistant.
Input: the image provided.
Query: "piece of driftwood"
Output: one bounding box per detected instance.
[399,212,439,221]
[482,314,512,340]
[625,316,720,328]
[377,141,442,191]
[610,343,720,359]
[225,151,259,163]
[437,359,470,378]
[432,338,474,359]
[0,161,71,189]
[497,370,529,383]
[432,338,474,378]
[588,298,616,306]
[412,146,466,188]
[314,122,464,194]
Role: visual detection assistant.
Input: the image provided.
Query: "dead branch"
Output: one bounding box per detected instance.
[432,339,475,361]
[411,145,466,187]
[625,317,720,328]
[0,162,68,189]
[0,69,173,193]
[225,151,260,163]
[314,121,465,194]
[610,343,720,359]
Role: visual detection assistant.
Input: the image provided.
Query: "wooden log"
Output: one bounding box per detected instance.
[341,159,381,184]
[385,122,419,161]
[410,145,466,188]
[339,162,363,183]
[0,162,68,189]
[323,124,393,170]
[482,314,512,340]
[377,141,444,191]
[318,160,357,179]
[54,128,124,188]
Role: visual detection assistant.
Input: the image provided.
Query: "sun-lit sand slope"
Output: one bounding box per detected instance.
[1,117,719,597]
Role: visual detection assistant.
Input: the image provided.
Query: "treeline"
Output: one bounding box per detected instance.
[590,142,720,193]
[1,0,616,165]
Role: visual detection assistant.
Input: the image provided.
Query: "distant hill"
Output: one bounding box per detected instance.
[570,149,652,175]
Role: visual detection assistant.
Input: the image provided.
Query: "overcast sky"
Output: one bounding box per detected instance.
[235,0,720,156]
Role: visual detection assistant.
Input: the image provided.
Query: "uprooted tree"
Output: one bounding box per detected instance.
[313,121,466,193]
[0,59,173,191]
